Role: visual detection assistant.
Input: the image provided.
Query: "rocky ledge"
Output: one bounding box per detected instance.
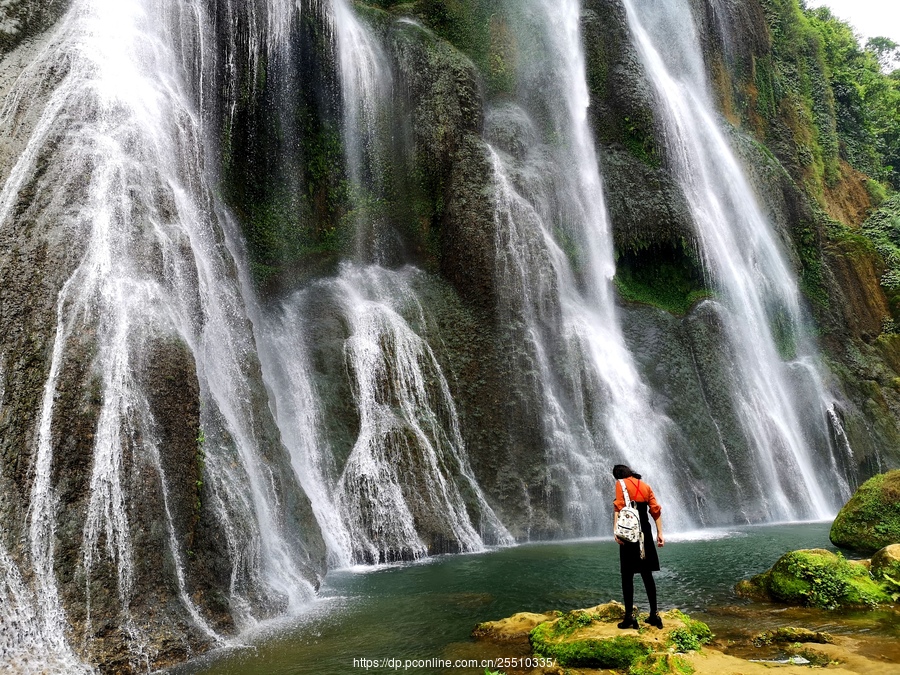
[471,602,897,674]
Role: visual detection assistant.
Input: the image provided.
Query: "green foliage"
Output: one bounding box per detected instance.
[665,611,712,653]
[629,653,694,675]
[759,0,839,189]
[756,0,900,198]
[860,198,900,325]
[804,7,900,187]
[880,572,900,602]
[614,246,712,316]
[795,222,830,311]
[831,470,900,552]
[667,628,701,653]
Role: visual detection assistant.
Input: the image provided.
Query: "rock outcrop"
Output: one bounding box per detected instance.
[831,470,900,554]
[735,548,893,608]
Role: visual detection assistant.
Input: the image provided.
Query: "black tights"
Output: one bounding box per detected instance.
[622,570,657,617]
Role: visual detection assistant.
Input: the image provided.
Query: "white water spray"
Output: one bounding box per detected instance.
[621,0,850,519]
[0,0,323,666]
[484,0,684,533]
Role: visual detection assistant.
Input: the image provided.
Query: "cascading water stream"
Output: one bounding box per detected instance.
[621,0,852,519]
[252,0,512,565]
[0,0,325,668]
[483,0,688,533]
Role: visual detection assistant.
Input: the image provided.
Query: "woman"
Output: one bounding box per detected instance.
[612,464,664,629]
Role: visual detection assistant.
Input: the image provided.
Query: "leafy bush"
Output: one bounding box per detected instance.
[667,628,701,653]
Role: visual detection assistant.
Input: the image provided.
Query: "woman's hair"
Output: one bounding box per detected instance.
[612,464,642,480]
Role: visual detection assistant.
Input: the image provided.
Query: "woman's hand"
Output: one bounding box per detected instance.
[657,533,664,548]
[614,534,624,545]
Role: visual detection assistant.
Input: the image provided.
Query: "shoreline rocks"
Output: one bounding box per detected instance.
[470,602,890,674]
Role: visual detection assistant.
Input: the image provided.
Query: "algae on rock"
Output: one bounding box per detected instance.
[736,548,892,608]
[831,470,900,554]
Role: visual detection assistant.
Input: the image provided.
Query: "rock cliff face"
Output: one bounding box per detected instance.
[0,0,69,56]
[1,2,326,671]
[1,0,899,670]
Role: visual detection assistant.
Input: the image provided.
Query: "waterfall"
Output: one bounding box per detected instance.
[621,0,852,519]
[259,264,513,564]
[0,0,325,668]
[482,0,688,534]
[252,0,512,565]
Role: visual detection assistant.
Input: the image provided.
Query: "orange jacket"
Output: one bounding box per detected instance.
[613,476,662,520]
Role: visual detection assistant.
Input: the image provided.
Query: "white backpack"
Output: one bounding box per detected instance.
[614,479,645,558]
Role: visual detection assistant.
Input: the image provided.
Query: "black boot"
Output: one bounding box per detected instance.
[617,616,639,629]
[644,613,663,629]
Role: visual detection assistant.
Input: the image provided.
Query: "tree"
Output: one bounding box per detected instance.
[866,37,900,72]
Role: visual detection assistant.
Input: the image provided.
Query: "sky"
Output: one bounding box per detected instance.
[806,0,900,51]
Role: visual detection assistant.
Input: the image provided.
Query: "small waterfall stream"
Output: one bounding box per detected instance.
[621,0,852,518]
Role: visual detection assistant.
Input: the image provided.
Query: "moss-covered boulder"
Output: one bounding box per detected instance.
[736,549,891,609]
[523,605,710,671]
[831,470,900,554]
[870,544,900,588]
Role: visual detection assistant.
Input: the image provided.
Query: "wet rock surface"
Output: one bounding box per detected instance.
[470,602,897,674]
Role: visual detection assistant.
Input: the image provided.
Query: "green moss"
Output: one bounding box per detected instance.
[767,549,891,608]
[614,245,712,316]
[530,625,651,670]
[666,611,712,647]
[528,610,654,669]
[796,221,830,311]
[620,115,660,168]
[831,470,900,553]
[870,547,900,590]
[630,653,695,675]
[553,610,595,635]
[374,0,514,96]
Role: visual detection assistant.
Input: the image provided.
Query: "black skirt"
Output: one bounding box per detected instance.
[619,501,660,574]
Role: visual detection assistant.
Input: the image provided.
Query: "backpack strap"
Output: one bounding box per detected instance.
[619,479,632,506]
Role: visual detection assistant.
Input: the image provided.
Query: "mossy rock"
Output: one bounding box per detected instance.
[526,605,710,670]
[830,470,900,554]
[737,549,891,609]
[753,626,834,646]
[870,544,900,588]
